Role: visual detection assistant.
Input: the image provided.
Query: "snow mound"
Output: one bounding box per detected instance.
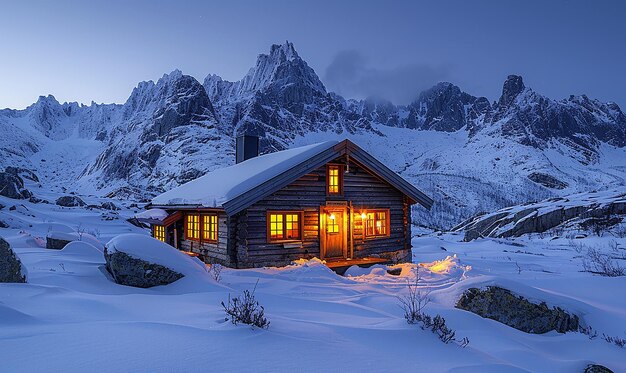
[61,241,104,260]
[269,257,346,283]
[344,264,389,277]
[419,254,471,276]
[105,234,209,280]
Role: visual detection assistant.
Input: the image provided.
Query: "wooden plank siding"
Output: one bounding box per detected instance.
[179,212,233,266]
[235,156,412,268]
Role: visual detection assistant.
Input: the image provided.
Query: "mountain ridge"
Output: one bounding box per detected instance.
[1,41,625,228]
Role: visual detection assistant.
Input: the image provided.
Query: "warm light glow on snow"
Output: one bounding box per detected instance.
[420,255,459,274]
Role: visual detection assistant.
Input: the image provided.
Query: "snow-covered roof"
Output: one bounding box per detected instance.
[152,141,339,209]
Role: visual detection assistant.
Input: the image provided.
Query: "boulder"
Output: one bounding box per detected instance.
[56,195,86,207]
[104,249,184,288]
[46,236,73,250]
[456,286,579,334]
[0,237,26,283]
[0,172,32,200]
[100,201,120,211]
[103,234,209,288]
[0,220,9,228]
[5,166,39,182]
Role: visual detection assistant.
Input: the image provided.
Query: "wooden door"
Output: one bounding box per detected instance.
[321,207,347,259]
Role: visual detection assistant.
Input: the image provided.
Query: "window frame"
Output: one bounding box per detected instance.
[185,213,219,243]
[266,210,304,243]
[363,209,391,239]
[153,225,166,242]
[202,214,219,243]
[326,164,344,196]
[186,214,201,241]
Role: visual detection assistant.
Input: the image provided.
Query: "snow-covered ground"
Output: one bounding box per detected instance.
[1,195,625,372]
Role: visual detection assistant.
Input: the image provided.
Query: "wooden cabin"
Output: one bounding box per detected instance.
[148,137,433,268]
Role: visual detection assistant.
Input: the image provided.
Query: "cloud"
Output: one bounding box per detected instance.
[324,50,449,104]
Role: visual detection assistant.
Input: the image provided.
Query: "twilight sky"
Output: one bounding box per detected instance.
[1,0,625,109]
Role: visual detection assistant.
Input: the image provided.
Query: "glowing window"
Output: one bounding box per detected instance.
[364,210,389,238]
[268,212,302,241]
[153,225,166,242]
[285,213,300,239]
[327,213,339,233]
[327,165,342,195]
[203,215,218,242]
[186,214,200,240]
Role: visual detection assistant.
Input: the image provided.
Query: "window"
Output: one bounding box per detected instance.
[186,214,200,240]
[364,210,389,238]
[186,213,218,242]
[267,211,302,242]
[327,213,339,233]
[327,165,343,195]
[153,225,166,242]
[203,215,218,242]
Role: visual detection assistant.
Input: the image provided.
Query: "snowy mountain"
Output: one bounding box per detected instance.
[1,41,626,228]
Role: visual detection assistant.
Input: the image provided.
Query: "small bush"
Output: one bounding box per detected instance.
[209,263,223,282]
[399,268,468,347]
[602,334,626,348]
[582,246,625,277]
[221,280,269,329]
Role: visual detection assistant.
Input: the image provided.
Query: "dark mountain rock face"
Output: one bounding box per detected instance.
[484,75,626,158]
[0,171,32,200]
[498,74,525,108]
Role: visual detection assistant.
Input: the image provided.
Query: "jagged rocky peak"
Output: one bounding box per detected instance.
[25,94,76,140]
[124,69,215,126]
[208,41,327,104]
[498,75,526,107]
[409,82,479,132]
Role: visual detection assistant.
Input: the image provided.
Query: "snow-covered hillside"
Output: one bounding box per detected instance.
[2,41,626,228]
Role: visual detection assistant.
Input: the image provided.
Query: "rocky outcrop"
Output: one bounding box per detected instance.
[455,190,626,240]
[0,171,32,200]
[56,195,86,207]
[0,237,26,283]
[5,166,39,182]
[527,172,568,189]
[104,248,184,288]
[100,201,120,211]
[456,287,579,334]
[584,364,614,373]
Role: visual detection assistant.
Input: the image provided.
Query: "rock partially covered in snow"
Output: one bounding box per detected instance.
[100,201,120,211]
[455,189,626,240]
[56,195,86,207]
[0,171,32,200]
[46,231,104,251]
[104,234,208,288]
[456,286,579,334]
[0,237,26,283]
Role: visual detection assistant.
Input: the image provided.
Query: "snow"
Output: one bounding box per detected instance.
[0,196,625,372]
[105,233,210,280]
[134,208,168,221]
[2,217,625,372]
[152,141,338,207]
